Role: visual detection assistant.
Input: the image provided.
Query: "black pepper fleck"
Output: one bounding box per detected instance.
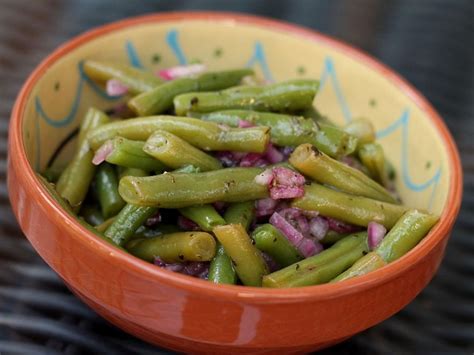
[190,97,199,105]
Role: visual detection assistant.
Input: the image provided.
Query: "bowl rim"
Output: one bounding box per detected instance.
[9,11,463,303]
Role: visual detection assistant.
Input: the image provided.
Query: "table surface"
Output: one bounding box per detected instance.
[0,0,473,354]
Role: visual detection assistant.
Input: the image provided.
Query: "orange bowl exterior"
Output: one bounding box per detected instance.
[8,12,462,354]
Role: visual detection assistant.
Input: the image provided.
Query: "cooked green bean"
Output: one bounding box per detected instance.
[87,115,270,153]
[358,143,391,186]
[213,224,268,286]
[134,224,181,239]
[128,69,253,115]
[79,205,104,226]
[96,137,166,172]
[95,217,116,233]
[223,201,255,230]
[56,108,110,208]
[172,165,201,174]
[292,183,408,228]
[320,230,349,245]
[104,204,158,246]
[174,79,319,116]
[200,110,358,158]
[179,204,225,232]
[263,232,368,287]
[289,144,397,203]
[83,60,162,94]
[119,167,268,208]
[344,119,375,147]
[208,244,237,284]
[42,165,66,183]
[126,232,216,263]
[330,252,386,282]
[332,210,438,282]
[144,130,222,171]
[95,163,125,218]
[252,224,303,267]
[118,167,148,179]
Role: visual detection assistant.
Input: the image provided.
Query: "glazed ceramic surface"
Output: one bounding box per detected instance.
[8,12,462,354]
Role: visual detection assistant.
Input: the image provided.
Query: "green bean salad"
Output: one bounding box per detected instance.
[41,61,438,287]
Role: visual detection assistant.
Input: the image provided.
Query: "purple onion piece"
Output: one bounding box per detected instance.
[177,216,199,231]
[215,151,238,167]
[269,167,306,199]
[298,238,323,258]
[145,211,162,227]
[340,156,366,172]
[106,79,128,96]
[154,257,210,278]
[367,221,387,250]
[269,212,305,247]
[255,198,278,217]
[92,140,114,165]
[309,216,329,240]
[157,64,206,80]
[260,252,280,272]
[326,217,361,234]
[238,119,255,128]
[264,143,284,163]
[279,146,295,158]
[239,153,265,167]
[213,201,227,213]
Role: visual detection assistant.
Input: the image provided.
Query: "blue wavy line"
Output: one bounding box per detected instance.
[125,41,144,68]
[318,57,352,123]
[245,42,274,82]
[376,109,442,192]
[166,30,187,65]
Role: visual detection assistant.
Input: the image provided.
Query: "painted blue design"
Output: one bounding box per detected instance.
[376,109,441,206]
[125,41,144,68]
[35,62,121,128]
[166,30,187,65]
[318,57,352,123]
[246,42,274,82]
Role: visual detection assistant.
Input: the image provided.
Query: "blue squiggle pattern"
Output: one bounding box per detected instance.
[318,57,352,123]
[376,109,441,192]
[245,42,274,82]
[167,29,187,65]
[125,41,144,68]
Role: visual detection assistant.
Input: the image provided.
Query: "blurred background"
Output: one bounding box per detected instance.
[0,0,472,354]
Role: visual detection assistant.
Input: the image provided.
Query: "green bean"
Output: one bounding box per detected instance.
[213,224,268,286]
[79,205,104,226]
[208,202,254,285]
[289,144,397,203]
[376,209,438,263]
[118,167,148,179]
[144,130,222,171]
[96,137,167,172]
[173,79,319,116]
[87,115,270,153]
[134,224,181,239]
[56,108,110,208]
[83,60,162,94]
[344,119,375,147]
[42,165,67,183]
[95,217,115,233]
[263,232,368,287]
[208,244,237,284]
[330,252,386,282]
[223,201,255,230]
[128,69,253,115]
[252,224,303,267]
[292,183,408,228]
[95,163,125,218]
[119,167,268,208]
[126,232,216,263]
[179,204,225,232]
[320,230,348,245]
[172,165,201,174]
[37,174,121,247]
[104,204,158,246]
[200,110,358,158]
[300,107,335,126]
[331,210,438,282]
[358,143,391,186]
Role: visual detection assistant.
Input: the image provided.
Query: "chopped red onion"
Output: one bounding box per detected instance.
[340,156,366,172]
[260,252,279,272]
[279,208,309,236]
[280,146,295,158]
[106,79,128,96]
[298,238,323,258]
[270,211,305,248]
[309,216,329,240]
[240,153,266,167]
[213,201,227,213]
[264,143,284,163]
[154,257,209,278]
[326,217,360,234]
[269,167,306,199]
[177,216,199,231]
[238,119,255,128]
[255,198,278,217]
[157,64,206,80]
[145,211,162,227]
[367,221,387,250]
[92,140,114,165]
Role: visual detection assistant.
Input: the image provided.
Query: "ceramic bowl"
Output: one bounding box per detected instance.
[8,12,462,354]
